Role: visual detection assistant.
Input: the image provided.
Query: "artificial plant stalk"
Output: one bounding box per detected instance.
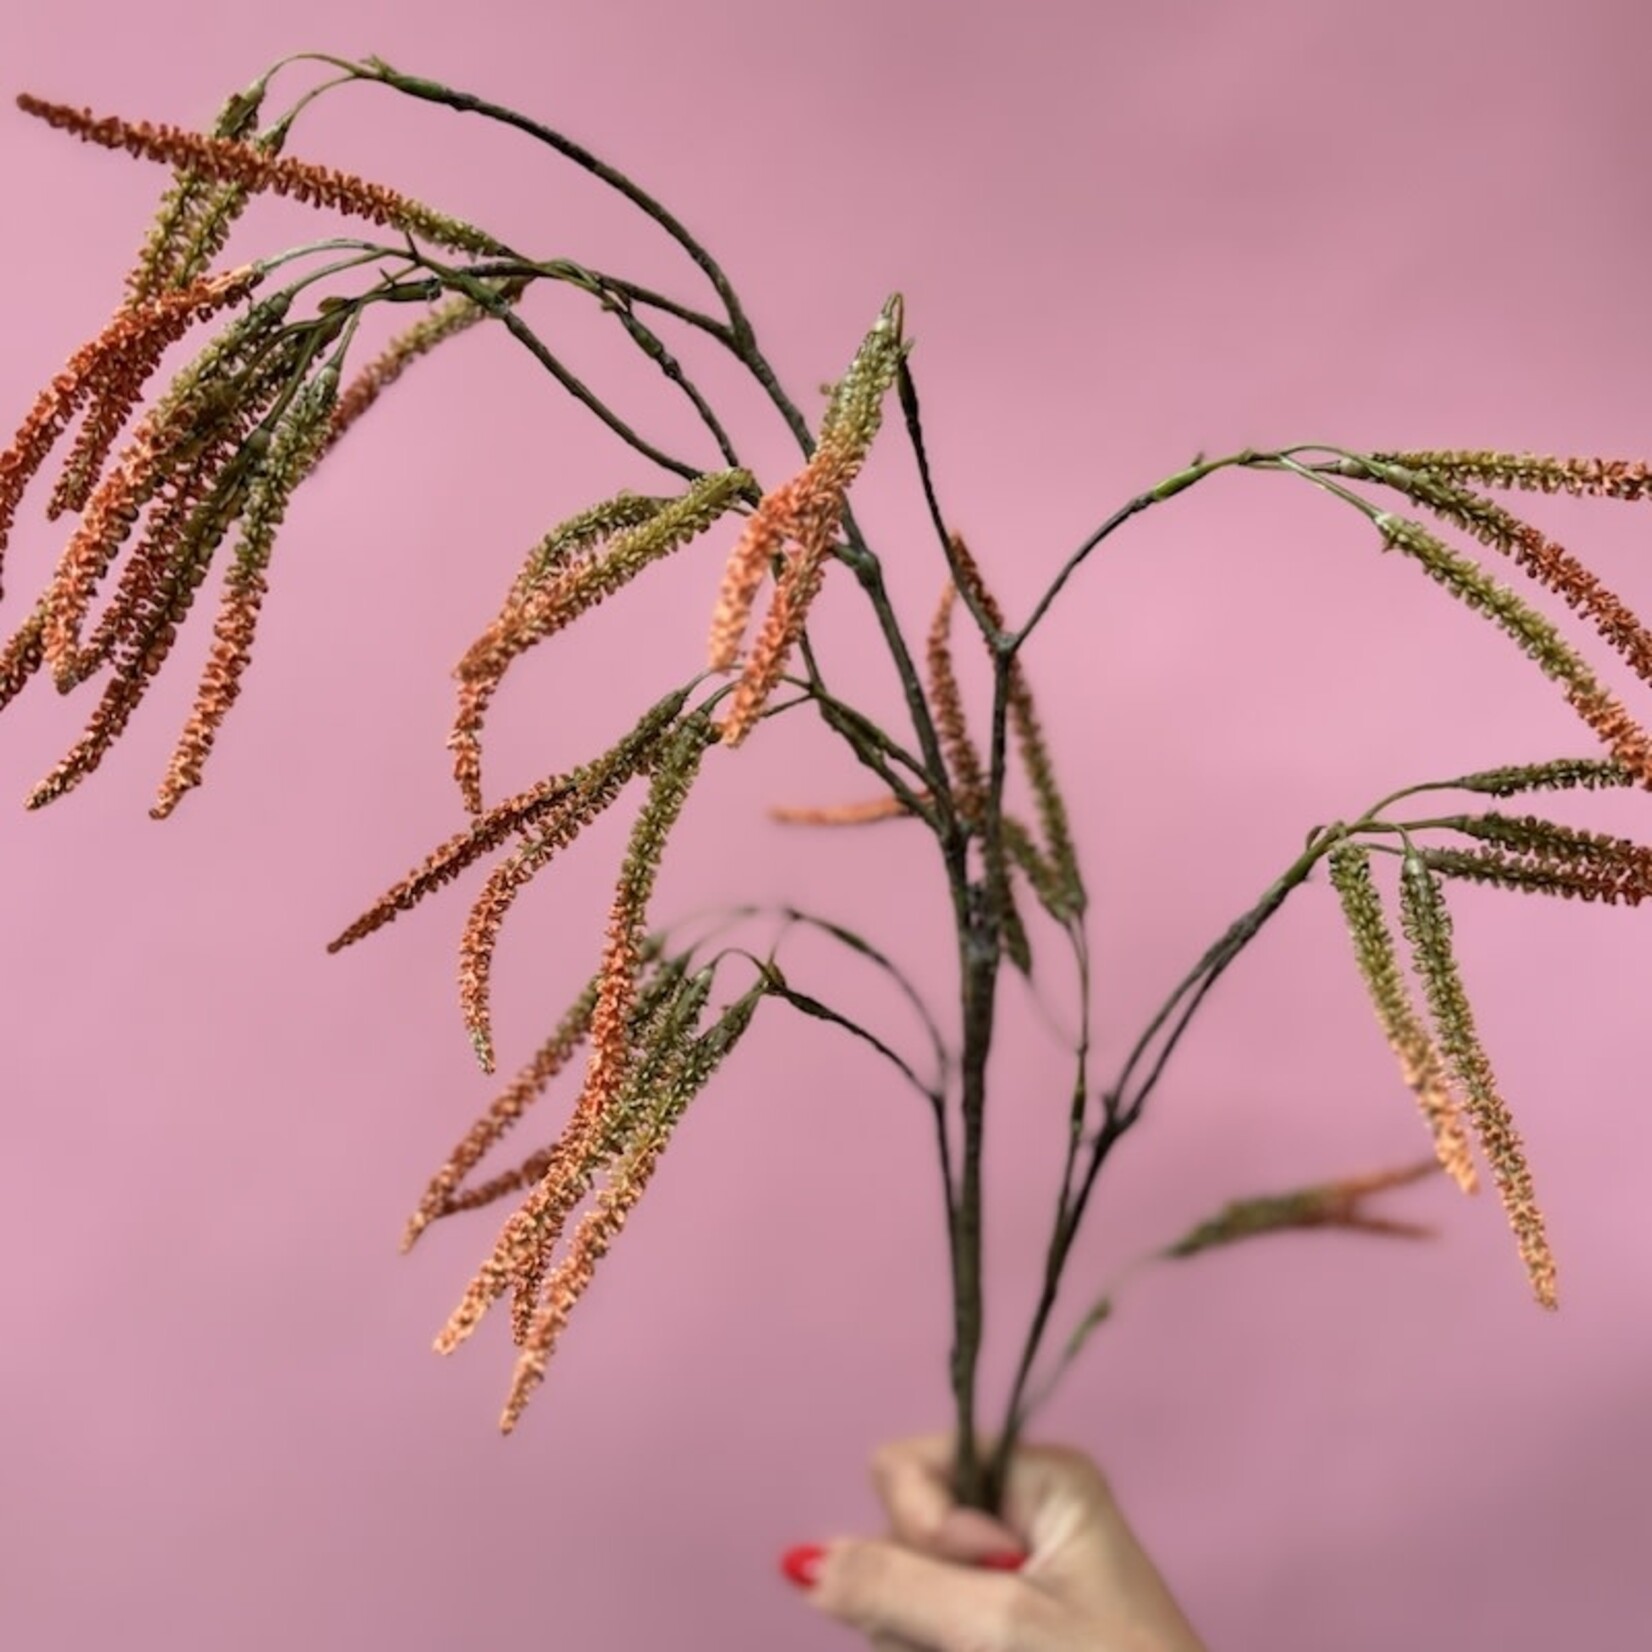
[2,59,1645,1526]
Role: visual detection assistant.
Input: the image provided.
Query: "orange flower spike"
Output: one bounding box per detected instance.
[769,791,928,825]
[926,580,986,819]
[1368,466,1652,693]
[708,297,907,713]
[0,372,82,593]
[1398,852,1557,1308]
[409,948,683,1249]
[401,971,603,1252]
[65,432,234,688]
[718,536,829,746]
[0,265,256,596]
[17,95,503,257]
[499,1149,660,1430]
[496,985,762,1429]
[1328,843,1479,1194]
[36,269,265,685]
[453,692,691,1070]
[706,479,796,670]
[453,478,742,814]
[439,723,710,1354]
[1375,512,1652,791]
[44,265,261,521]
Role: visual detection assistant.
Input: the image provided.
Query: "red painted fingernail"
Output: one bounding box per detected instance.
[979,1549,1027,1571]
[780,1544,826,1590]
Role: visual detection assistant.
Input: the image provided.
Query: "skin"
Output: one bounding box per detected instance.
[794,1436,1209,1652]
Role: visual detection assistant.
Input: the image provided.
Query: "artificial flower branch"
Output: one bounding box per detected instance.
[4,58,1649,1517]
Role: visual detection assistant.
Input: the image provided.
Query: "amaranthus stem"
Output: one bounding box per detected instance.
[987,824,1341,1495]
[1011,452,1251,652]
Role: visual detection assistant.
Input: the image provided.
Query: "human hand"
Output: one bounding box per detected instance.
[779,1435,1207,1652]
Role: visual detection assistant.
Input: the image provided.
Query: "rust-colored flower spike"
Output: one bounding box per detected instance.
[18,95,505,257]
[150,361,342,818]
[26,417,281,811]
[1367,465,1652,693]
[1398,851,1557,1308]
[47,268,260,521]
[0,264,260,595]
[1380,450,1652,502]
[1418,812,1652,907]
[438,717,714,1357]
[769,792,927,825]
[1423,845,1652,906]
[717,537,830,745]
[1328,845,1479,1193]
[946,532,1085,920]
[445,963,713,1357]
[320,285,523,465]
[57,345,295,693]
[709,297,907,734]
[402,969,604,1252]
[499,985,761,1432]
[1451,810,1652,869]
[705,481,791,673]
[502,961,716,1344]
[498,1147,654,1429]
[457,690,693,1070]
[450,483,739,814]
[1374,512,1652,790]
[1161,1159,1443,1261]
[578,716,711,1105]
[411,949,686,1242]
[33,278,281,691]
[327,771,584,956]
[25,316,310,809]
[926,580,987,819]
[465,471,748,712]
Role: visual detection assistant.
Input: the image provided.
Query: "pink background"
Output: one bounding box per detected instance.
[2,3,1649,1648]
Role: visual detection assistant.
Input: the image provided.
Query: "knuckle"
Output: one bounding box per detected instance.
[979,1579,1058,1652]
[1030,1440,1114,1504]
[868,1439,905,1489]
[830,1539,893,1607]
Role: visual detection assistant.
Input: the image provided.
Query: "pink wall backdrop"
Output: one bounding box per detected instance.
[2,3,1649,1648]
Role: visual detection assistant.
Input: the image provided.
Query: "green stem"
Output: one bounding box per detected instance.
[988,826,1338,1487]
[1010,452,1253,652]
[349,57,760,347]
[896,358,1005,646]
[411,255,707,484]
[950,650,1015,1511]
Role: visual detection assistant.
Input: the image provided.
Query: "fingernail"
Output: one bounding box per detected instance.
[979,1549,1027,1571]
[779,1543,826,1590]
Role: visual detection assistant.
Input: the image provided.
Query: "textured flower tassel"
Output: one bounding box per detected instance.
[451,479,743,813]
[1328,844,1478,1192]
[151,360,341,817]
[1397,850,1557,1308]
[1375,512,1652,788]
[499,983,761,1431]
[436,716,714,1357]
[17,94,504,256]
[455,691,692,1071]
[710,297,907,742]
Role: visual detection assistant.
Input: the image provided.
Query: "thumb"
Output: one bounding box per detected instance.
[806,1538,1062,1652]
